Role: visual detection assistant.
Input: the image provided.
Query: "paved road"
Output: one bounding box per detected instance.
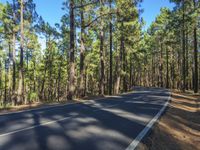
[0,87,170,150]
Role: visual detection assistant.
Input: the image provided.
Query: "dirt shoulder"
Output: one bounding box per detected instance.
[0,95,115,115]
[137,92,200,150]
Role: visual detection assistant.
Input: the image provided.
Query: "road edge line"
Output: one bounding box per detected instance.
[126,90,171,150]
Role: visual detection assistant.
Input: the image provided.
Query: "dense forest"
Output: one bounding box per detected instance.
[0,0,199,106]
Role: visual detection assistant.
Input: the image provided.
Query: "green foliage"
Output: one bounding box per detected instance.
[0,0,199,106]
[27,92,38,102]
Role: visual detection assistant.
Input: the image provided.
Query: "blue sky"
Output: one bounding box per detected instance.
[1,0,175,29]
[141,0,174,30]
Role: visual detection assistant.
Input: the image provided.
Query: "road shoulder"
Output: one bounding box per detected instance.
[136,91,200,150]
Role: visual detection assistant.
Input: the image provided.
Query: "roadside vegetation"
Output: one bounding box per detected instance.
[0,0,199,108]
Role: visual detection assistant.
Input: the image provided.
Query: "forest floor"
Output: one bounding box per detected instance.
[137,91,200,150]
[0,100,78,114]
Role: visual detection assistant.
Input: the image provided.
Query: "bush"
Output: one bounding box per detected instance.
[28,92,39,103]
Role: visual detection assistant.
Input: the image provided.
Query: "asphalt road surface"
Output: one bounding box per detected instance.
[0,87,170,150]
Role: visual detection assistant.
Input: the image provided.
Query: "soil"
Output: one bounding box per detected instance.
[137,91,200,150]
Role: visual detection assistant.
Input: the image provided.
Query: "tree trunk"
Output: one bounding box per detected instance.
[4,60,7,106]
[57,62,61,101]
[115,22,124,94]
[123,40,127,92]
[193,0,198,93]
[99,2,105,95]
[18,0,24,104]
[182,0,186,92]
[12,0,16,105]
[109,0,113,95]
[160,42,163,87]
[67,0,75,100]
[185,31,189,90]
[12,32,16,105]
[166,46,169,88]
[79,0,86,97]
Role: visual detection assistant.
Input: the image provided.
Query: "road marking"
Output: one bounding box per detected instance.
[126,91,171,150]
[0,103,120,137]
[0,89,170,142]
[0,116,72,137]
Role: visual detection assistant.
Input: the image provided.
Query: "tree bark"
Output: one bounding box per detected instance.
[67,0,75,100]
[18,0,24,104]
[79,0,86,97]
[193,0,198,93]
[182,0,186,91]
[160,42,163,87]
[115,22,124,94]
[99,1,105,95]
[109,0,113,95]
[166,46,169,88]
[12,0,16,105]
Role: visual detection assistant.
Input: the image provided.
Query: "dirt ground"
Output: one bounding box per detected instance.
[137,92,200,150]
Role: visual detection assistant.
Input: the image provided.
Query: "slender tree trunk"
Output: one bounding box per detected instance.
[57,62,61,101]
[129,54,133,89]
[12,32,16,104]
[79,0,86,97]
[160,42,163,87]
[193,0,198,93]
[123,41,127,92]
[166,46,169,88]
[109,0,113,95]
[8,42,11,102]
[152,50,155,87]
[99,1,105,95]
[115,22,124,94]
[33,60,36,92]
[18,0,24,104]
[4,60,7,106]
[182,0,186,92]
[185,31,189,90]
[12,0,16,104]
[40,58,47,100]
[67,0,75,100]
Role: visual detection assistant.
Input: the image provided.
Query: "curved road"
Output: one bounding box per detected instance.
[0,87,170,150]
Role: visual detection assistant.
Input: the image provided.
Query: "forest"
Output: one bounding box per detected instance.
[0,0,199,106]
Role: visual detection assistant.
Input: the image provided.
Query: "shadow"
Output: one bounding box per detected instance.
[0,87,171,150]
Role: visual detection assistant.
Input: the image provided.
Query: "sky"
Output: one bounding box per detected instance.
[1,0,175,29]
[1,0,175,49]
[140,0,175,30]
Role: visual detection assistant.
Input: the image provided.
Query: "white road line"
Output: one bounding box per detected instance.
[0,116,72,137]
[0,90,170,141]
[126,91,171,150]
[0,103,120,137]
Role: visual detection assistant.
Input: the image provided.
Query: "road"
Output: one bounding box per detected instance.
[0,87,170,150]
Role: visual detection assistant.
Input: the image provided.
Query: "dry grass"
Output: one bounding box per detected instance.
[137,91,200,150]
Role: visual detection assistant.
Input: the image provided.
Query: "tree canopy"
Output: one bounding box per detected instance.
[0,0,199,106]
